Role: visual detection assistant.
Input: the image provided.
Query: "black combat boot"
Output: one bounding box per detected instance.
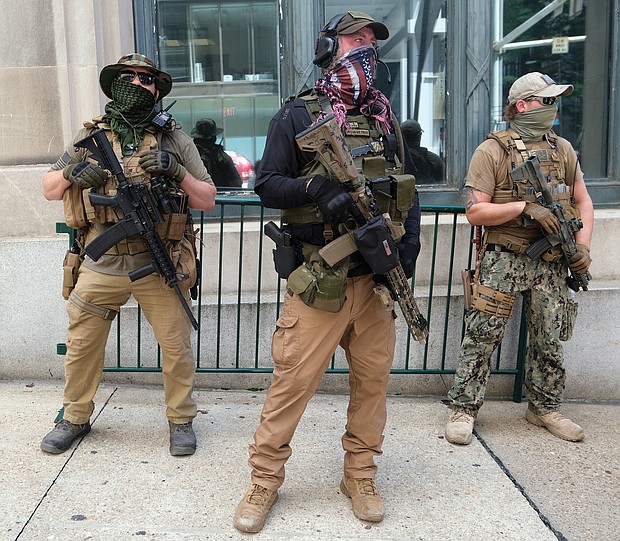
[41,419,91,454]
[169,421,196,456]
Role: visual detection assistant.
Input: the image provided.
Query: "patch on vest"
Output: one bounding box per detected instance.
[344,128,370,137]
[528,149,549,162]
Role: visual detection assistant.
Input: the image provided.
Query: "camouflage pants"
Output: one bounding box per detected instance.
[448,250,573,416]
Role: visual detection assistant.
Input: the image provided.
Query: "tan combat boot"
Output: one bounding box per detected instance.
[340,475,384,522]
[526,408,584,442]
[233,483,278,533]
[445,410,475,445]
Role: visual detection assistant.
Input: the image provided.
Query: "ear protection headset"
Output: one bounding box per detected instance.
[313,13,347,69]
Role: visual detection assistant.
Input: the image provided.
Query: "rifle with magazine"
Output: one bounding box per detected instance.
[295,114,428,343]
[74,128,199,330]
[510,155,590,292]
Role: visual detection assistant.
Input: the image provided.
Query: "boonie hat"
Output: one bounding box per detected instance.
[507,72,573,105]
[191,118,223,138]
[330,11,389,40]
[99,53,173,100]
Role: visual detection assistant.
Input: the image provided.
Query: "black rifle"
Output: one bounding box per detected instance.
[510,155,590,292]
[75,128,199,330]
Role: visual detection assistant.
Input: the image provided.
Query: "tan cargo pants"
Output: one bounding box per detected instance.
[249,273,396,490]
[62,265,196,425]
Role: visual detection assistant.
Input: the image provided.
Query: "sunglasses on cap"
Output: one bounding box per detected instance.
[117,70,156,85]
[524,96,557,106]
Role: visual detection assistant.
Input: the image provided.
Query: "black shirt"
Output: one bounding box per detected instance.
[255,95,421,264]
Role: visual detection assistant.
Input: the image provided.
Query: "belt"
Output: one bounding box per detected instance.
[486,244,514,253]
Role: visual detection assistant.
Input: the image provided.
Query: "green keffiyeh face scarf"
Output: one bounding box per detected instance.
[103,78,157,154]
[510,104,558,142]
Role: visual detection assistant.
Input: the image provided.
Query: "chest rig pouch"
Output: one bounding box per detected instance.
[484,129,580,261]
[62,123,198,292]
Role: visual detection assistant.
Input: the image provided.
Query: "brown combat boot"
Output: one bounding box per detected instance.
[526,408,584,442]
[340,475,384,522]
[233,483,278,533]
[445,410,475,445]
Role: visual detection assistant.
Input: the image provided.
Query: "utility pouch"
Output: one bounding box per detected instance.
[471,282,516,318]
[62,250,83,300]
[273,244,299,280]
[369,174,416,223]
[462,269,474,310]
[165,234,198,292]
[560,296,578,341]
[62,184,89,229]
[353,215,399,275]
[286,251,348,313]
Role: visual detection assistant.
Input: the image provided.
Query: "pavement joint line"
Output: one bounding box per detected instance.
[473,429,568,541]
[14,387,119,541]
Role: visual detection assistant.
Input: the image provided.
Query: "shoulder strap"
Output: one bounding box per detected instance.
[486,128,529,162]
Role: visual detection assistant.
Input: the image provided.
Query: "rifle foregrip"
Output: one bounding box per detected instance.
[129,263,157,282]
[88,192,118,207]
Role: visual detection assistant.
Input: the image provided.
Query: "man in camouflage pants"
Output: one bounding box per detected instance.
[445,72,594,445]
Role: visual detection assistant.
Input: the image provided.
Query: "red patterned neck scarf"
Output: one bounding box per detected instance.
[314,45,393,134]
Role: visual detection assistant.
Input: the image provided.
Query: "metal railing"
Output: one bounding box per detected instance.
[57,193,526,401]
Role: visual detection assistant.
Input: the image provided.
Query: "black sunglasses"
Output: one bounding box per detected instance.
[525,96,557,106]
[117,70,156,85]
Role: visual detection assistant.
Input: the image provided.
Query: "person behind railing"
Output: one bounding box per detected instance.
[40,53,216,457]
[445,72,594,445]
[191,118,243,188]
[233,11,421,533]
[400,119,443,184]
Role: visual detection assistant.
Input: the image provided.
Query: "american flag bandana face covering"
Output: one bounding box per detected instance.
[325,45,377,107]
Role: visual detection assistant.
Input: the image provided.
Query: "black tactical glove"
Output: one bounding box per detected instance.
[63,162,108,189]
[305,174,352,224]
[396,235,421,279]
[138,150,187,183]
[522,202,560,236]
[569,243,592,274]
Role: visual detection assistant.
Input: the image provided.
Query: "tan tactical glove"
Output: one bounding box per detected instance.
[522,202,560,235]
[63,162,108,189]
[569,244,592,274]
[138,150,186,183]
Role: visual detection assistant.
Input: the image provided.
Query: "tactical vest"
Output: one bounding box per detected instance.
[281,92,415,229]
[63,121,190,255]
[483,128,580,251]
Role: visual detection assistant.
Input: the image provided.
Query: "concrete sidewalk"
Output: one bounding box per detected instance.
[2,380,618,541]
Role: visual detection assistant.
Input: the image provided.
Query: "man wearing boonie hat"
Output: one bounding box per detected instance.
[233,12,421,533]
[40,53,216,457]
[444,72,594,446]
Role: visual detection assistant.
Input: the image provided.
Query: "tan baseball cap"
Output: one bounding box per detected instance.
[329,11,389,40]
[507,72,573,105]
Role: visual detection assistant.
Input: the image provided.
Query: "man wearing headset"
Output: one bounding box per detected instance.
[233,12,421,533]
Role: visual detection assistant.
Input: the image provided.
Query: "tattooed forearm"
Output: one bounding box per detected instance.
[465,187,481,211]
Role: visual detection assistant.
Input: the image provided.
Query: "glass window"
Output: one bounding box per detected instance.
[156,0,279,189]
[496,1,607,178]
[158,1,277,84]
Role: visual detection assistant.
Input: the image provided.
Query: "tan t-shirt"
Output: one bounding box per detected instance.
[51,125,212,275]
[465,132,582,241]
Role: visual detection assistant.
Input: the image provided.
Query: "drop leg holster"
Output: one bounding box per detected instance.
[68,290,119,320]
[464,234,517,319]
